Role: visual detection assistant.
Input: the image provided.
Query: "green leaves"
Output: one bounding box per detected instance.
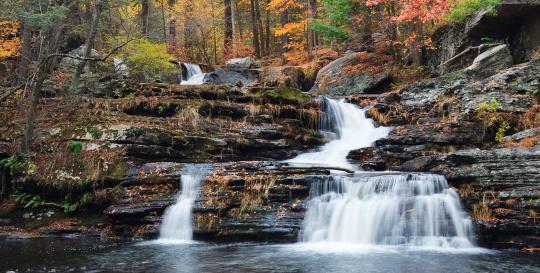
[447,0,500,24]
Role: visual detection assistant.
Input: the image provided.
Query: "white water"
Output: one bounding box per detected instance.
[181,63,206,85]
[287,98,390,170]
[300,173,476,249]
[290,97,477,250]
[158,165,208,243]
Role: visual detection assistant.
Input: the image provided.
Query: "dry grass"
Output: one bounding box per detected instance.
[471,192,496,221]
[457,184,476,199]
[177,106,200,128]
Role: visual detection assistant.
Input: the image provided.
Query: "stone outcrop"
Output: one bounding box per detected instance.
[428,0,540,74]
[310,52,393,97]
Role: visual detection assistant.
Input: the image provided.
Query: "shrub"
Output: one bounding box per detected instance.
[68,140,83,155]
[114,38,178,79]
[447,0,500,24]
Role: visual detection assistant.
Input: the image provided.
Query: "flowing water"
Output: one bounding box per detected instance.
[181,63,206,85]
[4,98,537,271]
[158,165,210,243]
[1,238,539,273]
[300,173,476,249]
[287,98,390,170]
[288,98,476,250]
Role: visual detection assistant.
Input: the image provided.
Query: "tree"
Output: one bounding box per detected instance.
[224,0,233,52]
[250,0,261,57]
[74,0,105,79]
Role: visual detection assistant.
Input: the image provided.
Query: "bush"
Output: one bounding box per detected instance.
[447,0,500,24]
[114,38,178,80]
[68,140,83,155]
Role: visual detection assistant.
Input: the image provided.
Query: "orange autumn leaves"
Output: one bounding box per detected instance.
[366,0,452,23]
[0,20,21,62]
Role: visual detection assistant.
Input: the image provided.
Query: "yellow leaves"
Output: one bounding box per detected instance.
[268,0,304,12]
[273,20,307,37]
[0,20,21,62]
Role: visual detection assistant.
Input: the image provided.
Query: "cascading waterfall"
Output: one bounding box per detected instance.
[158,165,209,242]
[287,97,390,170]
[181,63,205,85]
[300,173,475,248]
[291,97,476,249]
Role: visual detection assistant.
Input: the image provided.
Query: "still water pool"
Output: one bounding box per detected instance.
[1,238,539,273]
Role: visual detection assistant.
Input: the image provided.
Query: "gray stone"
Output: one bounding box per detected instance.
[310,52,393,97]
[465,44,513,77]
[225,57,261,70]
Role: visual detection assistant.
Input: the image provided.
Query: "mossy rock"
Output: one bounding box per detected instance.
[261,87,311,105]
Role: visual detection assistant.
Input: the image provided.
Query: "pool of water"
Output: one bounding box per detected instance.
[1,238,539,273]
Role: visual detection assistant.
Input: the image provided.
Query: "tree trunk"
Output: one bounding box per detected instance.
[307,0,317,53]
[74,0,104,79]
[168,0,177,47]
[280,10,289,62]
[224,0,233,53]
[184,0,193,51]
[141,0,150,37]
[0,164,11,197]
[254,0,265,56]
[265,0,271,55]
[22,61,47,156]
[18,22,33,84]
[161,0,167,41]
[231,0,237,51]
[250,0,261,57]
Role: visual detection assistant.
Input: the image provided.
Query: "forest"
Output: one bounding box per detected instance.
[0,0,540,272]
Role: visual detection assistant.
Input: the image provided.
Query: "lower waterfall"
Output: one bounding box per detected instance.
[158,165,209,243]
[300,173,475,248]
[291,97,477,249]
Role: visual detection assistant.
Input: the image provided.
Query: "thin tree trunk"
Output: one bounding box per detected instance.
[231,0,237,52]
[74,0,104,79]
[18,22,33,84]
[307,0,317,53]
[168,0,177,47]
[184,0,193,51]
[22,60,47,156]
[280,10,289,62]
[224,0,233,53]
[236,0,244,39]
[161,0,167,41]
[250,0,261,57]
[141,0,150,37]
[265,0,270,55]
[254,0,264,56]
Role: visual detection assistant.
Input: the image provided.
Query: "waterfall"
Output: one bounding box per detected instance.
[291,97,476,249]
[158,165,209,243]
[181,63,205,85]
[300,173,476,248]
[287,98,391,170]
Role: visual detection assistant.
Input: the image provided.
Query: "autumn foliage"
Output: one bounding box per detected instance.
[0,20,21,62]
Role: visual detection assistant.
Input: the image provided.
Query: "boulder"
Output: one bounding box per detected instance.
[259,66,315,91]
[225,57,261,70]
[310,52,393,97]
[465,44,513,77]
[203,68,258,87]
[427,0,540,74]
[58,45,101,72]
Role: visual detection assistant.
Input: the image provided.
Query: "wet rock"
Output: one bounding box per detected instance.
[310,52,393,97]
[465,44,513,77]
[203,68,258,87]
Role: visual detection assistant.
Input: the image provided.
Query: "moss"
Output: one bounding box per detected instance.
[261,87,312,105]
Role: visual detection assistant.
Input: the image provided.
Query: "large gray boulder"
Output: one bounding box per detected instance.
[465,44,513,77]
[310,52,393,97]
[225,57,261,70]
[58,45,101,72]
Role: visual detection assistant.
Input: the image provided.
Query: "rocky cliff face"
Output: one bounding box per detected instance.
[355,55,540,249]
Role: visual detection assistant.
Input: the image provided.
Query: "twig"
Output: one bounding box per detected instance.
[47,39,134,63]
[0,83,25,103]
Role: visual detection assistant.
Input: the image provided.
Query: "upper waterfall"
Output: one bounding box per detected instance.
[287,97,391,170]
[181,63,205,85]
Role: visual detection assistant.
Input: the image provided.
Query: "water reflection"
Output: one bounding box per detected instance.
[1,238,539,273]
